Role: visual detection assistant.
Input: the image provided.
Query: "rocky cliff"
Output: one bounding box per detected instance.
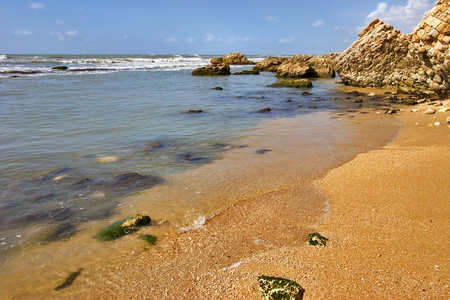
[334,0,450,98]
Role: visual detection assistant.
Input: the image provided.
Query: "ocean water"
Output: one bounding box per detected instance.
[0,54,399,294]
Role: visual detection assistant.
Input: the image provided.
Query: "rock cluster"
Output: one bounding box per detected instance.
[192,63,231,76]
[334,0,450,98]
[222,52,254,65]
[276,55,336,78]
[193,53,254,76]
[253,57,288,72]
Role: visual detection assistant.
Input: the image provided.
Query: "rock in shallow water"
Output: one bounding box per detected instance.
[94,214,152,242]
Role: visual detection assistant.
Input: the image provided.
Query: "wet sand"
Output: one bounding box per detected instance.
[6,102,449,299]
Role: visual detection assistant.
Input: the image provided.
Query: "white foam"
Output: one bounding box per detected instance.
[179,215,206,232]
[0,55,7,61]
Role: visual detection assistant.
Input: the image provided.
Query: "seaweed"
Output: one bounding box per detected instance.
[94,214,151,242]
[139,234,157,245]
[258,275,305,300]
[307,232,328,246]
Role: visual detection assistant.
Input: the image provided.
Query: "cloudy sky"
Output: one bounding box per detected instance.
[0,0,435,55]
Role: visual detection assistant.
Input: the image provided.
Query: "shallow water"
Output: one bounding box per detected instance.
[0,54,402,296]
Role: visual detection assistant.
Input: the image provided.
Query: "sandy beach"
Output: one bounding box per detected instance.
[7,100,449,299]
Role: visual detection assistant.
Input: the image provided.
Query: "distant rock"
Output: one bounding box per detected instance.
[222,53,254,65]
[334,0,450,98]
[210,57,223,64]
[259,108,272,113]
[51,66,68,71]
[267,79,313,88]
[232,69,260,75]
[192,63,231,76]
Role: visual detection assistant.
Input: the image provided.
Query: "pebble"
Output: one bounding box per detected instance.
[423,108,436,114]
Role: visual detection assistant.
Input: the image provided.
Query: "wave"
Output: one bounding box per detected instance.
[0,55,7,61]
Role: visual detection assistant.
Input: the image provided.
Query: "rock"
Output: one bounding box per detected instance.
[334,0,450,98]
[258,275,305,300]
[109,173,162,190]
[178,152,208,163]
[45,223,77,242]
[213,86,223,90]
[255,149,272,155]
[423,108,437,114]
[222,53,254,65]
[301,91,312,96]
[94,214,151,242]
[307,232,328,246]
[259,108,272,113]
[276,54,335,78]
[267,79,313,88]
[232,69,260,75]
[192,63,231,76]
[51,66,68,71]
[385,108,399,114]
[210,57,223,64]
[253,57,288,72]
[309,105,317,109]
[446,116,450,124]
[438,107,450,112]
[186,109,203,113]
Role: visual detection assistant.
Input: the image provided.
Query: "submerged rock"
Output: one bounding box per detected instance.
[258,275,305,300]
[94,214,152,242]
[45,223,77,242]
[139,234,157,245]
[233,69,260,75]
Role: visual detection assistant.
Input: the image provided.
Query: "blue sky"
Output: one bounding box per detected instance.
[0,0,434,55]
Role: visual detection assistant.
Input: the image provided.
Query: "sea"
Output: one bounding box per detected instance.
[0,54,400,295]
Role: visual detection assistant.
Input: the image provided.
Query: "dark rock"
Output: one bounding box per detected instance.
[232,70,259,75]
[178,152,207,163]
[307,232,329,246]
[94,214,152,242]
[109,173,162,189]
[259,108,272,113]
[385,108,399,114]
[186,109,203,113]
[39,167,71,181]
[45,223,77,242]
[301,91,313,96]
[192,63,231,76]
[51,66,68,71]
[258,275,305,300]
[213,86,223,90]
[255,149,272,155]
[309,105,317,109]
[9,208,74,226]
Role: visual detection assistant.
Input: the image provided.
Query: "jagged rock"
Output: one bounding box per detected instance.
[276,55,335,78]
[192,63,231,76]
[334,0,450,98]
[307,232,328,246]
[258,275,305,300]
[253,57,288,72]
[222,52,254,65]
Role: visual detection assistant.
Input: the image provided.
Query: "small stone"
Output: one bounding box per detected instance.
[307,232,328,246]
[434,122,442,126]
[258,275,305,300]
[423,108,436,114]
[446,116,450,124]
[259,108,272,113]
[438,107,450,112]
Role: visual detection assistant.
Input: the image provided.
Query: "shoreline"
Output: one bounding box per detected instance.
[4,100,449,299]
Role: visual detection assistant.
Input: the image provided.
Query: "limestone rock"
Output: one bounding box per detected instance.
[222,53,254,65]
[267,79,313,88]
[253,57,288,72]
[334,0,450,98]
[276,55,336,78]
[210,57,223,64]
[423,108,437,114]
[192,63,231,76]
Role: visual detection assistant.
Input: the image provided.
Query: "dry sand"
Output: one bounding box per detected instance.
[13,103,449,299]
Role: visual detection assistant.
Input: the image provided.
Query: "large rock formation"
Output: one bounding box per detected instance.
[253,57,288,72]
[191,63,231,76]
[334,0,450,98]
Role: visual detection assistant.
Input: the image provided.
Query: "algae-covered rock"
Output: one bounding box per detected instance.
[233,70,260,75]
[258,275,305,300]
[94,214,151,242]
[267,79,312,89]
[192,63,231,76]
[139,234,157,245]
[307,232,328,246]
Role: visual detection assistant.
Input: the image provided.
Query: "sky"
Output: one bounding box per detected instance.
[0,0,435,55]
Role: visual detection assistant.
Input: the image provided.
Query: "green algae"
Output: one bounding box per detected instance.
[307,232,328,246]
[139,234,157,245]
[258,275,305,300]
[94,214,151,242]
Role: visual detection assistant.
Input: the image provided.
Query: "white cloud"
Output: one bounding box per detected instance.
[265,16,278,24]
[30,3,45,10]
[206,33,215,42]
[279,38,294,43]
[14,30,32,35]
[187,38,195,43]
[164,37,177,43]
[66,30,78,36]
[366,0,433,32]
[313,20,324,27]
[55,19,64,25]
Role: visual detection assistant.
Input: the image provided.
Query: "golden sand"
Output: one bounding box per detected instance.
[8,104,449,299]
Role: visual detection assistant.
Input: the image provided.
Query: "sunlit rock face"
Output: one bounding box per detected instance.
[334,0,450,98]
